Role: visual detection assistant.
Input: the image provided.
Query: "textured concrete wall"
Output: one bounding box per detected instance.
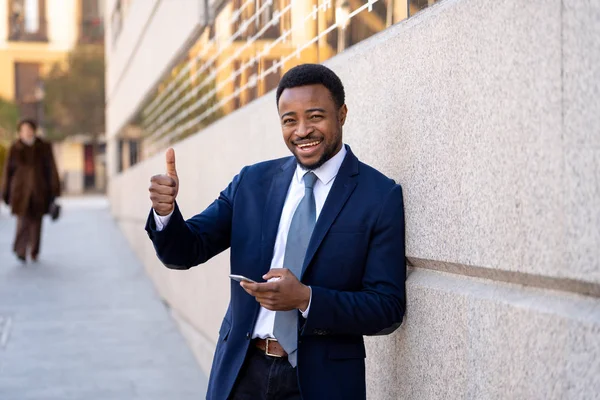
[109,0,600,398]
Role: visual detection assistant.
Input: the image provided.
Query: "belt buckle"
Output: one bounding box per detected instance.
[265,338,282,358]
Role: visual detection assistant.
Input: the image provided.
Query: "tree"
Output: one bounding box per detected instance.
[43,44,105,142]
[0,96,18,145]
[0,97,17,183]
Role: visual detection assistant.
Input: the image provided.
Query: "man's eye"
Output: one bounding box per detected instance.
[310,115,323,120]
[283,119,295,125]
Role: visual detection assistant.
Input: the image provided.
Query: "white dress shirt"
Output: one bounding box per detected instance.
[153,145,347,339]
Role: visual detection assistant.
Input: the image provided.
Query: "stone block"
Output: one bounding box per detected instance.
[365,269,600,400]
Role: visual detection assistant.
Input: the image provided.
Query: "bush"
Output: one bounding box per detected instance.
[0,97,18,141]
[0,143,6,184]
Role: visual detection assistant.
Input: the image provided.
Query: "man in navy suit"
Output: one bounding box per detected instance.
[146,64,406,400]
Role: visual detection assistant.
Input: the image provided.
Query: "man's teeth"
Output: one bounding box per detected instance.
[298,141,321,148]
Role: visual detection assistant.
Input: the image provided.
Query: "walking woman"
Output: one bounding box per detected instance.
[1,119,61,263]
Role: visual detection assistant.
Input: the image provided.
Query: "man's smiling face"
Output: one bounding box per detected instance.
[278,84,347,170]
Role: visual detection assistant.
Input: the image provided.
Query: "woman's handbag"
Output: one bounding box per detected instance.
[48,201,61,221]
[43,143,61,222]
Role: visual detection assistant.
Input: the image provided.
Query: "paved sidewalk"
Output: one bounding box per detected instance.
[0,197,208,400]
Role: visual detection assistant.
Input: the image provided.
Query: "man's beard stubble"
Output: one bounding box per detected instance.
[294,130,342,171]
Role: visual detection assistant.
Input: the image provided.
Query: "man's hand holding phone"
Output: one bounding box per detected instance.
[229,274,257,283]
[239,268,310,312]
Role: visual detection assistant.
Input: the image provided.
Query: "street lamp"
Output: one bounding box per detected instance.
[336,0,351,53]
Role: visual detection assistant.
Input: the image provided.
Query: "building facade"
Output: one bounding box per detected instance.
[0,0,105,116]
[105,0,436,173]
[0,0,106,194]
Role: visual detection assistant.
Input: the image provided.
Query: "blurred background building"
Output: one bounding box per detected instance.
[106,0,599,398]
[0,0,107,194]
[106,0,436,173]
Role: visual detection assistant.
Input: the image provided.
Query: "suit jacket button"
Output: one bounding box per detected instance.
[246,332,251,339]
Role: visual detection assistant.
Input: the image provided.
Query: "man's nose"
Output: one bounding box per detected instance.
[295,121,313,137]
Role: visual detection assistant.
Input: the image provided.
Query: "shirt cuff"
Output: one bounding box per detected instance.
[153,209,173,231]
[300,286,312,319]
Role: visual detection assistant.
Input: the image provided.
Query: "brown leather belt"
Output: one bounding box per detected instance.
[254,338,287,358]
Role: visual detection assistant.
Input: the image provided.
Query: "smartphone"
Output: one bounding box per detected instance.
[229,274,257,283]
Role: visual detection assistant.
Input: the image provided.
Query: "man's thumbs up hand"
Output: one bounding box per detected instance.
[149,148,179,216]
[165,147,177,179]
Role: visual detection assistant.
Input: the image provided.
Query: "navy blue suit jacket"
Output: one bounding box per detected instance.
[145,146,406,400]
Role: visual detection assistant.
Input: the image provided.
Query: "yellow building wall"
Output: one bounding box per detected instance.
[0,45,69,101]
[0,1,7,44]
[54,140,86,194]
[0,0,80,101]
[58,142,84,171]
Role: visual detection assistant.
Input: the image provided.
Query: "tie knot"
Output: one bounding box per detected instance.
[303,172,317,190]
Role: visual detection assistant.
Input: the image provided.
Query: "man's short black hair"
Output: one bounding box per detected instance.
[17,118,38,132]
[276,64,345,109]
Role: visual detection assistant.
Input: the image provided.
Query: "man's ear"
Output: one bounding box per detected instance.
[338,104,348,126]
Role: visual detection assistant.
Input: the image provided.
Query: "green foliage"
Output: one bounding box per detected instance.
[43,44,105,141]
[0,143,7,183]
[0,97,18,145]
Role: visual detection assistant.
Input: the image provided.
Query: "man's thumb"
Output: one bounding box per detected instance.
[166,148,177,178]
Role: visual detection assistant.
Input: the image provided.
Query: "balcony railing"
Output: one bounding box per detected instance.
[79,18,105,44]
[7,18,104,45]
[8,17,48,42]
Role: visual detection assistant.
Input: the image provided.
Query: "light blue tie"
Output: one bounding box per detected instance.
[273,172,318,367]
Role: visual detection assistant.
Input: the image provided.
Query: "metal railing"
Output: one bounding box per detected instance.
[79,18,105,44]
[8,18,48,42]
[115,0,439,168]
[7,17,104,44]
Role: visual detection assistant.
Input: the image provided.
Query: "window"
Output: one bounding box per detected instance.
[111,0,132,44]
[80,0,105,44]
[111,0,123,44]
[231,0,280,40]
[8,0,47,41]
[117,139,124,172]
[14,62,42,119]
[258,0,279,39]
[84,144,96,189]
[128,0,443,163]
[262,59,280,94]
[129,140,139,166]
[409,0,436,17]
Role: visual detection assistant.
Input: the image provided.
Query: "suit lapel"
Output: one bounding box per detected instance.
[260,157,296,275]
[301,147,360,279]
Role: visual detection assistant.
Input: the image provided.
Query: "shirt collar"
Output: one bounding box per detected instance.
[294,144,347,185]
